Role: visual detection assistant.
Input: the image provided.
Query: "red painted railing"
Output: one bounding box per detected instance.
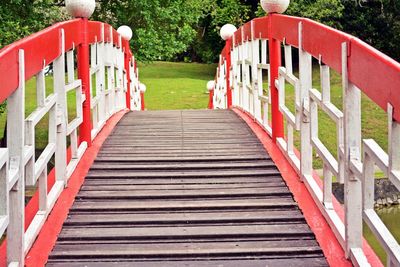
[0,17,143,266]
[212,13,400,267]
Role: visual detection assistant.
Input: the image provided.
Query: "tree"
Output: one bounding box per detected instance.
[254,0,344,28]
[0,0,65,49]
[340,0,400,61]
[93,0,212,62]
[190,0,251,63]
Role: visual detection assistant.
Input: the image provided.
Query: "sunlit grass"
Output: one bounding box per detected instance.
[138,62,216,110]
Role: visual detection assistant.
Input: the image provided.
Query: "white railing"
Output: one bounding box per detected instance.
[90,25,127,140]
[214,55,227,109]
[0,17,142,266]
[130,58,142,111]
[214,14,400,267]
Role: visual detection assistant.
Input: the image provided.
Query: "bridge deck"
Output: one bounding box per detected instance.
[47,110,327,266]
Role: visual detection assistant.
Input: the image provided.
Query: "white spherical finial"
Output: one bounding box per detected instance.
[207,80,215,91]
[65,0,96,18]
[117,25,133,41]
[260,0,290,14]
[220,24,237,41]
[139,83,147,93]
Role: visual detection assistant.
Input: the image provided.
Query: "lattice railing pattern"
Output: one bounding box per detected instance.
[130,58,142,111]
[90,25,127,140]
[0,18,142,266]
[213,14,400,267]
[214,55,227,109]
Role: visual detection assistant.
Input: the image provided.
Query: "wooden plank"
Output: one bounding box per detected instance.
[94,155,271,162]
[88,164,278,171]
[80,182,287,191]
[82,177,284,185]
[47,258,328,267]
[50,241,322,257]
[58,224,313,240]
[48,110,327,266]
[64,210,304,225]
[71,198,297,211]
[77,187,291,199]
[85,169,282,179]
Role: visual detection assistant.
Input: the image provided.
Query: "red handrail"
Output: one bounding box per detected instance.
[0,20,81,103]
[229,14,400,122]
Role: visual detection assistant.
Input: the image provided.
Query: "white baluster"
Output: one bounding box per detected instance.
[342,41,363,258]
[7,49,25,266]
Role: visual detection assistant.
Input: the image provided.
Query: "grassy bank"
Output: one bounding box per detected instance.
[138,62,216,110]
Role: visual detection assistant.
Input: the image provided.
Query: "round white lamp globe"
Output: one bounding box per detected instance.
[260,0,290,14]
[117,25,133,41]
[139,83,147,93]
[207,80,215,91]
[220,24,237,41]
[65,0,96,18]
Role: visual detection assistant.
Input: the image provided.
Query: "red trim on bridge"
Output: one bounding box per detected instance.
[0,110,127,267]
[233,107,383,267]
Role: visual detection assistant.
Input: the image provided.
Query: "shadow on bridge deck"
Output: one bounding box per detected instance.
[46,110,327,267]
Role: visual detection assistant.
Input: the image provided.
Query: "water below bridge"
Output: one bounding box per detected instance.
[364,206,400,263]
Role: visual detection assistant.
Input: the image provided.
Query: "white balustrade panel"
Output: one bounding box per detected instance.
[1,22,140,266]
[216,18,400,267]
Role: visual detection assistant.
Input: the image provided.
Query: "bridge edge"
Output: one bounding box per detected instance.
[232,107,382,267]
[12,110,128,266]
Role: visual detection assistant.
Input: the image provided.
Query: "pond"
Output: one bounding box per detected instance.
[364,205,400,264]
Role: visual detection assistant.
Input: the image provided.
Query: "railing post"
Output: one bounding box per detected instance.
[139,83,146,111]
[342,42,363,258]
[298,22,313,180]
[225,39,232,108]
[54,29,67,185]
[7,49,25,266]
[117,26,133,111]
[67,0,96,146]
[220,24,237,109]
[124,51,132,110]
[140,92,145,111]
[207,80,215,109]
[268,14,284,142]
[77,17,93,147]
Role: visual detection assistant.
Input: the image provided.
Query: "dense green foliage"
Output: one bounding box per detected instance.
[0,0,399,62]
[341,0,400,61]
[0,0,65,48]
[94,0,211,61]
[92,0,252,62]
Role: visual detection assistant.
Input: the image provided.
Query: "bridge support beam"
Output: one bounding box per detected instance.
[77,18,93,147]
[268,15,284,142]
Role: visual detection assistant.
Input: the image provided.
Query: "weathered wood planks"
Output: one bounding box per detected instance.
[47,110,328,266]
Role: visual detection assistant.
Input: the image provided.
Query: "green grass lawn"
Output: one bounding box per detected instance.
[138,62,216,110]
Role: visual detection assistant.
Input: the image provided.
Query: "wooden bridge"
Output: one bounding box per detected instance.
[47,110,327,266]
[0,1,400,266]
